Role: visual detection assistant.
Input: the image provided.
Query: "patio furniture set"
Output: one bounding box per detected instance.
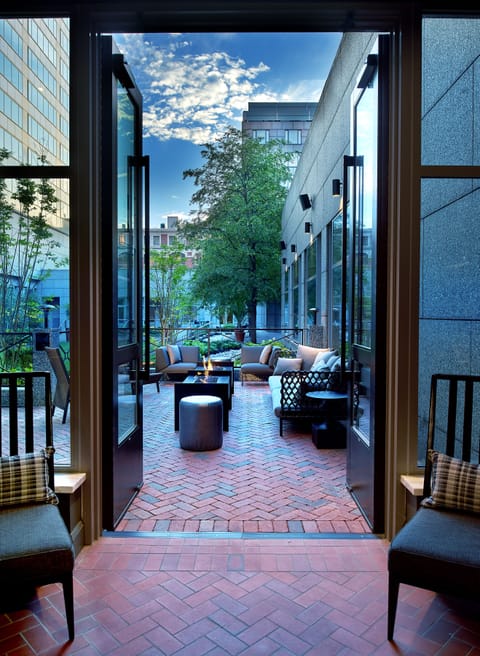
[155,341,348,449]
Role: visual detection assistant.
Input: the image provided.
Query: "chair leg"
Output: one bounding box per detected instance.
[387,575,399,641]
[62,574,75,641]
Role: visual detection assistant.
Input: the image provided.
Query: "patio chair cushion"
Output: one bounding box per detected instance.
[0,504,74,581]
[259,344,272,364]
[421,450,480,514]
[0,450,58,507]
[296,344,328,371]
[273,357,303,375]
[167,344,181,363]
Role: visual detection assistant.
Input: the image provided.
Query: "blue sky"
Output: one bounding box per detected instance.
[114,32,342,225]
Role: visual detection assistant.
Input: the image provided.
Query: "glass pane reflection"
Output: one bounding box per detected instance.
[117,361,137,444]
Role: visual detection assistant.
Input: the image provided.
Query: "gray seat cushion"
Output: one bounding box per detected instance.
[0,504,74,582]
[389,506,480,595]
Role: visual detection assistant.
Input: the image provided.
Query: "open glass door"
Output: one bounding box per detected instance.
[101,35,149,529]
[345,36,389,533]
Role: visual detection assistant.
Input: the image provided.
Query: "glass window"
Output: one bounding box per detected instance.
[284,129,302,145]
[0,18,71,466]
[252,129,269,143]
[330,213,343,350]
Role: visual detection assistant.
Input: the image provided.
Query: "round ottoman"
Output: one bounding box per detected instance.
[179,395,223,451]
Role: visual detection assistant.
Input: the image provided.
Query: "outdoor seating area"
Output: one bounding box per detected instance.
[119,372,365,534]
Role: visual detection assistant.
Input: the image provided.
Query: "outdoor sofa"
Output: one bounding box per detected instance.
[267,344,348,435]
[240,344,282,383]
[155,344,200,380]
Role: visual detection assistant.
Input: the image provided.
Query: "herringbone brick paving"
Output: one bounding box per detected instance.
[118,380,368,534]
[3,378,480,653]
[2,535,480,654]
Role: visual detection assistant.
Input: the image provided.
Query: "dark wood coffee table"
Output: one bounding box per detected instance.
[174,375,231,431]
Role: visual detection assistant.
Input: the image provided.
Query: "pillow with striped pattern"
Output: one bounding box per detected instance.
[421,450,480,514]
[0,450,58,507]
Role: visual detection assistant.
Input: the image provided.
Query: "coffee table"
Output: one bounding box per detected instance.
[174,375,231,431]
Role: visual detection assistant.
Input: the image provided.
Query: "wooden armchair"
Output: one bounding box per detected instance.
[0,371,75,641]
[388,373,480,641]
[45,346,70,423]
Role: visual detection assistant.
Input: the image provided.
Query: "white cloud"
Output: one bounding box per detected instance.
[117,34,272,144]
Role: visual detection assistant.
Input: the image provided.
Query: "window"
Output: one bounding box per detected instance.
[253,129,269,143]
[284,129,301,145]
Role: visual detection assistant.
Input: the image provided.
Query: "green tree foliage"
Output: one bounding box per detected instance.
[182,127,292,343]
[150,242,191,345]
[0,149,64,370]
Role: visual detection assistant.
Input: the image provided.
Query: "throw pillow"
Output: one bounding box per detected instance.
[421,450,480,514]
[0,450,58,507]
[167,344,182,364]
[313,349,336,366]
[310,358,330,372]
[268,346,281,369]
[273,357,303,375]
[259,344,272,364]
[296,344,325,371]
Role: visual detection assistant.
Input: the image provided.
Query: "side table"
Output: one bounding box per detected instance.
[306,390,348,448]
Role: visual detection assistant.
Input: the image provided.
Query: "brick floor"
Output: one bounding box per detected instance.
[2,380,480,653]
[118,380,369,534]
[2,535,480,654]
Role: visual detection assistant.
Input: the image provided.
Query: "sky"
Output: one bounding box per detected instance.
[114,32,343,225]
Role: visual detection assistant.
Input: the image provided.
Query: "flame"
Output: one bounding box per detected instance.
[202,356,213,379]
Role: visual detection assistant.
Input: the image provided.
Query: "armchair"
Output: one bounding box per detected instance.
[45,346,70,423]
[388,373,480,641]
[0,371,75,641]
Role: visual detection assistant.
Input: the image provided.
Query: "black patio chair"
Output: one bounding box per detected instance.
[0,371,75,641]
[45,346,70,423]
[388,373,480,640]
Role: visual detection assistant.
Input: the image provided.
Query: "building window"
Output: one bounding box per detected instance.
[152,235,160,246]
[253,129,269,143]
[284,129,302,145]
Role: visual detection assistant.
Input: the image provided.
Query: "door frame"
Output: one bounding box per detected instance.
[100,35,145,530]
[345,35,390,534]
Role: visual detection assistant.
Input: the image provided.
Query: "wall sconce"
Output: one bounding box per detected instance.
[279,240,286,250]
[332,179,342,197]
[304,222,312,233]
[309,307,320,325]
[299,193,312,211]
[291,244,296,253]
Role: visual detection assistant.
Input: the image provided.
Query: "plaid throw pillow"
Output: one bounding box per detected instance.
[0,450,58,507]
[421,450,480,514]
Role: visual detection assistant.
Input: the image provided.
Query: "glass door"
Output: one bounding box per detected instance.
[101,36,148,529]
[345,36,389,533]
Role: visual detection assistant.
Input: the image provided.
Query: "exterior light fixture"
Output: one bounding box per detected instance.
[291,244,296,253]
[332,179,342,197]
[299,193,312,210]
[304,222,312,233]
[279,240,286,250]
[309,307,320,325]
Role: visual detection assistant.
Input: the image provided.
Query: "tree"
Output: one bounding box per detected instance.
[0,150,65,370]
[182,127,292,343]
[150,242,191,345]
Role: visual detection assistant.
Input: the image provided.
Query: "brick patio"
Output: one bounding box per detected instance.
[117,379,369,535]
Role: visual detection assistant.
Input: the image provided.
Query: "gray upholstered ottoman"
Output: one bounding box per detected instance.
[179,395,223,451]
